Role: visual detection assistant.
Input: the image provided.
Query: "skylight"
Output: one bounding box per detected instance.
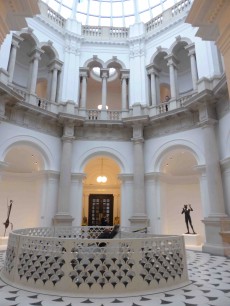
[42,0,182,28]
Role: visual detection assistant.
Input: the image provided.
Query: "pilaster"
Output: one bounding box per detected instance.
[129,124,149,227]
[53,123,75,226]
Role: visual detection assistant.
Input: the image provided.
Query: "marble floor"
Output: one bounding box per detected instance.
[0,249,230,306]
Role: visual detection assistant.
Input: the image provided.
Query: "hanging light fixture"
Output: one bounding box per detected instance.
[97,158,107,183]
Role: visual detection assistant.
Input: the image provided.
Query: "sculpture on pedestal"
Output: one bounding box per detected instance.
[3,200,13,237]
[181,204,196,234]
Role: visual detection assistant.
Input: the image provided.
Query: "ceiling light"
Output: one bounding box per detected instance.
[97,158,107,183]
[98,105,108,110]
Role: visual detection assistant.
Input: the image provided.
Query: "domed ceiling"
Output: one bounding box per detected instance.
[42,0,182,27]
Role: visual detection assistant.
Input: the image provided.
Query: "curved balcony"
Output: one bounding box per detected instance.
[1,227,189,296]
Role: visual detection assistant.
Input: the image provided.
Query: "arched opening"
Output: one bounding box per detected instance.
[36,78,47,98]
[153,51,169,104]
[159,148,205,245]
[160,83,170,102]
[13,34,36,89]
[172,42,193,95]
[82,156,121,226]
[0,144,45,231]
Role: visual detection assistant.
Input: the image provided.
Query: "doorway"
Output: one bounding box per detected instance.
[88,194,114,226]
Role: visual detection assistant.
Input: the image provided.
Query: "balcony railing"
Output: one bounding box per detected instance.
[40,0,192,40]
[7,83,196,121]
[1,226,188,295]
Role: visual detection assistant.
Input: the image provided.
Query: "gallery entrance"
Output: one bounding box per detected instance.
[88,194,114,226]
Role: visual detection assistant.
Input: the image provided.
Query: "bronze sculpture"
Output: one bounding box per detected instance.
[3,199,13,236]
[181,204,196,234]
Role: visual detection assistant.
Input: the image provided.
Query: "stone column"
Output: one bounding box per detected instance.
[56,69,62,103]
[120,69,129,110]
[165,54,178,99]
[71,173,86,226]
[147,64,160,106]
[221,158,230,216]
[8,34,23,83]
[28,48,43,94]
[53,123,75,226]
[185,43,198,91]
[40,171,59,227]
[48,59,62,102]
[79,67,89,108]
[145,172,162,234]
[129,123,149,227]
[118,174,134,227]
[202,122,226,217]
[100,68,109,110]
[199,104,228,255]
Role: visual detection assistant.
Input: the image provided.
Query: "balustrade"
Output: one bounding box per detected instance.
[1,227,189,295]
[47,7,65,28]
[8,82,195,120]
[172,0,192,17]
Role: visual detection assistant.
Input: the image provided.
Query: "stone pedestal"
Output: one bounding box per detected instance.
[202,217,229,256]
[183,234,201,246]
[53,214,74,226]
[0,236,8,250]
[220,232,230,257]
[129,215,149,228]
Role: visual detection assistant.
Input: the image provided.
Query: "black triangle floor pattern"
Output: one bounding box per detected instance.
[0,250,230,306]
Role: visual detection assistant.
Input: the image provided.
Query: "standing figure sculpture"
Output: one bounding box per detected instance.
[181,204,196,234]
[3,200,13,237]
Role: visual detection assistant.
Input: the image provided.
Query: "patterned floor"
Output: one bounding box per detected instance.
[0,250,230,306]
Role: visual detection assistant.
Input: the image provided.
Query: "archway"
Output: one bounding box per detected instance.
[0,144,45,232]
[159,147,205,244]
[82,156,121,226]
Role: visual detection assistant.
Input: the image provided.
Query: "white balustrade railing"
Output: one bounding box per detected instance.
[1,227,189,295]
[82,26,102,37]
[8,83,27,98]
[87,109,101,120]
[107,110,121,120]
[109,27,129,39]
[40,0,192,38]
[172,0,192,17]
[8,83,195,120]
[82,26,128,40]
[146,14,163,33]
[47,7,65,28]
[146,0,192,34]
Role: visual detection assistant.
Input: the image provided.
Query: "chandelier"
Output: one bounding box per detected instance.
[97,158,107,183]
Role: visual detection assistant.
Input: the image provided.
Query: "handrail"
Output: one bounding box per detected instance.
[1,227,189,295]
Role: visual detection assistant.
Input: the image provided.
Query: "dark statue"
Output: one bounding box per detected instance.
[181,204,196,234]
[3,200,13,237]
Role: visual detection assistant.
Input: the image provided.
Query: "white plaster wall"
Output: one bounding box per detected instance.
[217,111,230,160]
[0,176,42,232]
[72,140,133,174]
[13,63,29,87]
[144,128,205,173]
[178,72,193,93]
[162,179,205,242]
[80,44,129,69]
[0,33,12,70]
[0,122,61,170]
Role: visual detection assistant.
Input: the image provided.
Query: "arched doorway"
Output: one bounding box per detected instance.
[82,156,121,226]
